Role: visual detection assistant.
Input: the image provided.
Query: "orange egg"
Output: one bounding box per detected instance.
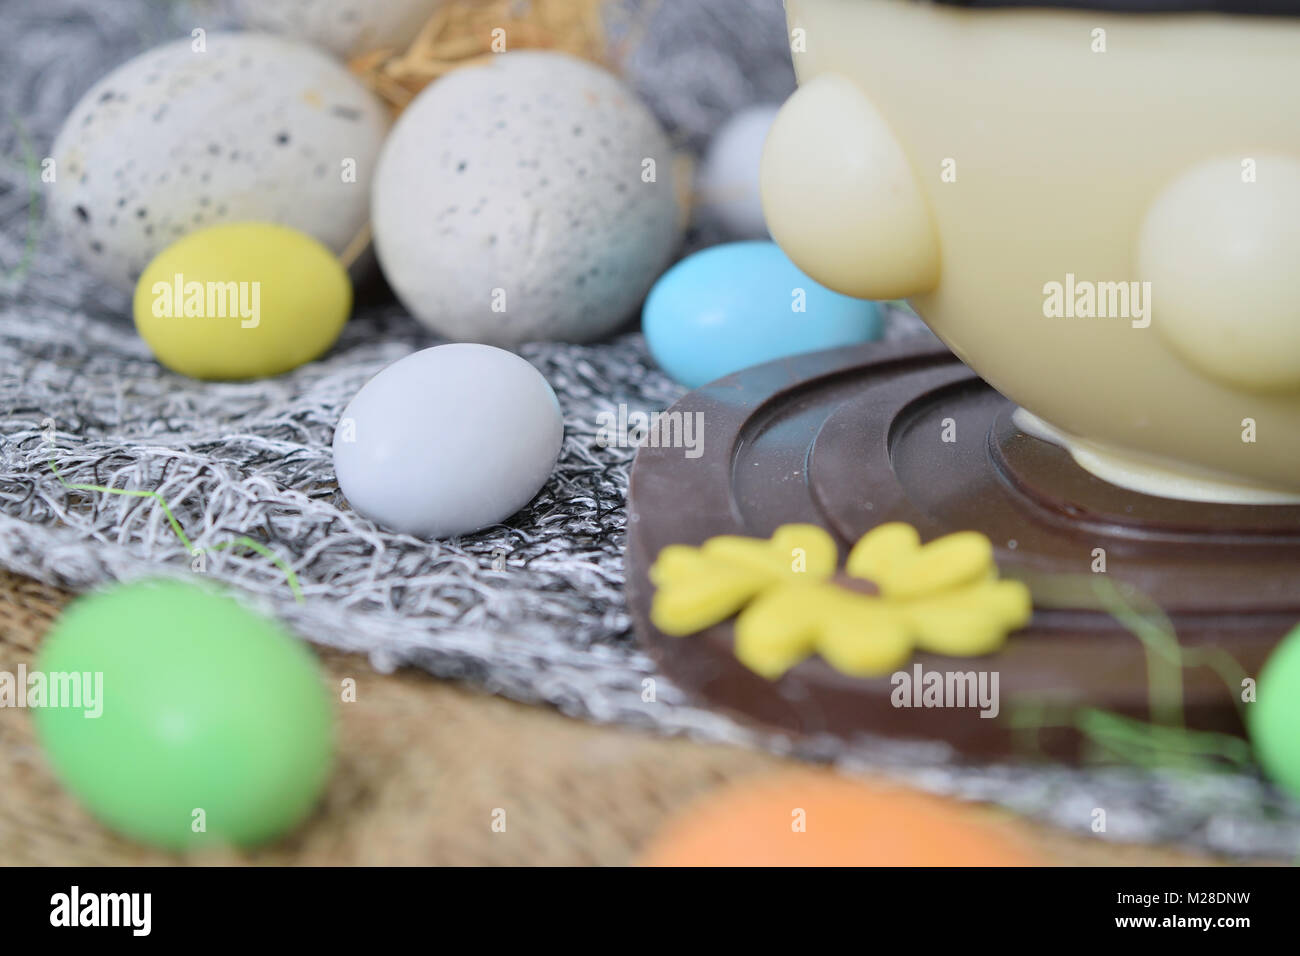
[639,771,1039,866]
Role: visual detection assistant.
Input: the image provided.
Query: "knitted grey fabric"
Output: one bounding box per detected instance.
[1,0,1297,859]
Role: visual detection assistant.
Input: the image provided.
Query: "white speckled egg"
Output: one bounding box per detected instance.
[332,344,564,538]
[371,51,682,346]
[699,104,781,239]
[50,32,388,293]
[233,0,444,59]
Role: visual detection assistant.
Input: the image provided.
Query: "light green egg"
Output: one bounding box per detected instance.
[32,579,334,851]
[1250,622,1300,800]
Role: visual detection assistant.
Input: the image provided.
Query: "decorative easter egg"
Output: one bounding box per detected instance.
[333,344,564,537]
[1249,622,1300,799]
[233,0,443,59]
[50,32,387,293]
[698,104,781,238]
[372,51,681,346]
[33,579,333,851]
[639,772,1038,866]
[643,241,882,388]
[133,222,351,380]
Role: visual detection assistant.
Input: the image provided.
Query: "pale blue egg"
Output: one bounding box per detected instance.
[643,241,883,388]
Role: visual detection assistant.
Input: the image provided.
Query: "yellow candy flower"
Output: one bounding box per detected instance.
[649,524,837,636]
[649,522,1032,680]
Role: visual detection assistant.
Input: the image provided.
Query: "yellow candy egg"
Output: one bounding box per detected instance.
[132,222,351,380]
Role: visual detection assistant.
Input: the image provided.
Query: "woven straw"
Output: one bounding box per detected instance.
[348,0,617,116]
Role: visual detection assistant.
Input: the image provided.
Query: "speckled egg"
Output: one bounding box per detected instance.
[233,0,443,59]
[371,51,682,346]
[50,32,388,294]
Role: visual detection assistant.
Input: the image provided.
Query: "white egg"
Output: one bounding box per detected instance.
[372,51,682,346]
[232,0,443,60]
[698,104,781,239]
[50,32,388,293]
[332,344,564,538]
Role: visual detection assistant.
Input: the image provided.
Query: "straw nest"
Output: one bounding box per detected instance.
[348,0,628,116]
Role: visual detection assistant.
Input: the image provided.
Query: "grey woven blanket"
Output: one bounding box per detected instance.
[1,0,1297,858]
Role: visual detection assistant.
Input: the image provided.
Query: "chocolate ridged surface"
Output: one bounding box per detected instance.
[626,340,1300,761]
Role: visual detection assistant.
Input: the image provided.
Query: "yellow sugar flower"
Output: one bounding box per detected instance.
[649,524,836,636]
[650,522,1032,680]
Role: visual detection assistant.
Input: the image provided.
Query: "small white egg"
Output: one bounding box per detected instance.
[50,32,388,293]
[232,0,444,60]
[371,51,682,345]
[332,344,564,538]
[698,104,781,239]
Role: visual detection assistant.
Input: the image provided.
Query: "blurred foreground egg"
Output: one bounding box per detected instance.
[33,579,333,851]
[133,222,352,380]
[1249,622,1300,800]
[640,772,1038,866]
[644,241,882,388]
[333,344,564,538]
[698,104,781,238]
[372,51,681,345]
[50,32,387,293]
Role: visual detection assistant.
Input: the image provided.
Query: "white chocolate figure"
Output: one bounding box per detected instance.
[761,0,1300,501]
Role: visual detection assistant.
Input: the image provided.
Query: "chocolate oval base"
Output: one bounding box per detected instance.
[625,340,1300,761]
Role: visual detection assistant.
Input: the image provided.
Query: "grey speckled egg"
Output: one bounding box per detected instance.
[233,0,443,59]
[371,51,682,346]
[50,32,388,293]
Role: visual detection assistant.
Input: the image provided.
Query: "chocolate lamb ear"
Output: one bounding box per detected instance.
[760,73,940,301]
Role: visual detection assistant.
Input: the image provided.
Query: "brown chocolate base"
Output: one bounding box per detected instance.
[625,340,1300,761]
